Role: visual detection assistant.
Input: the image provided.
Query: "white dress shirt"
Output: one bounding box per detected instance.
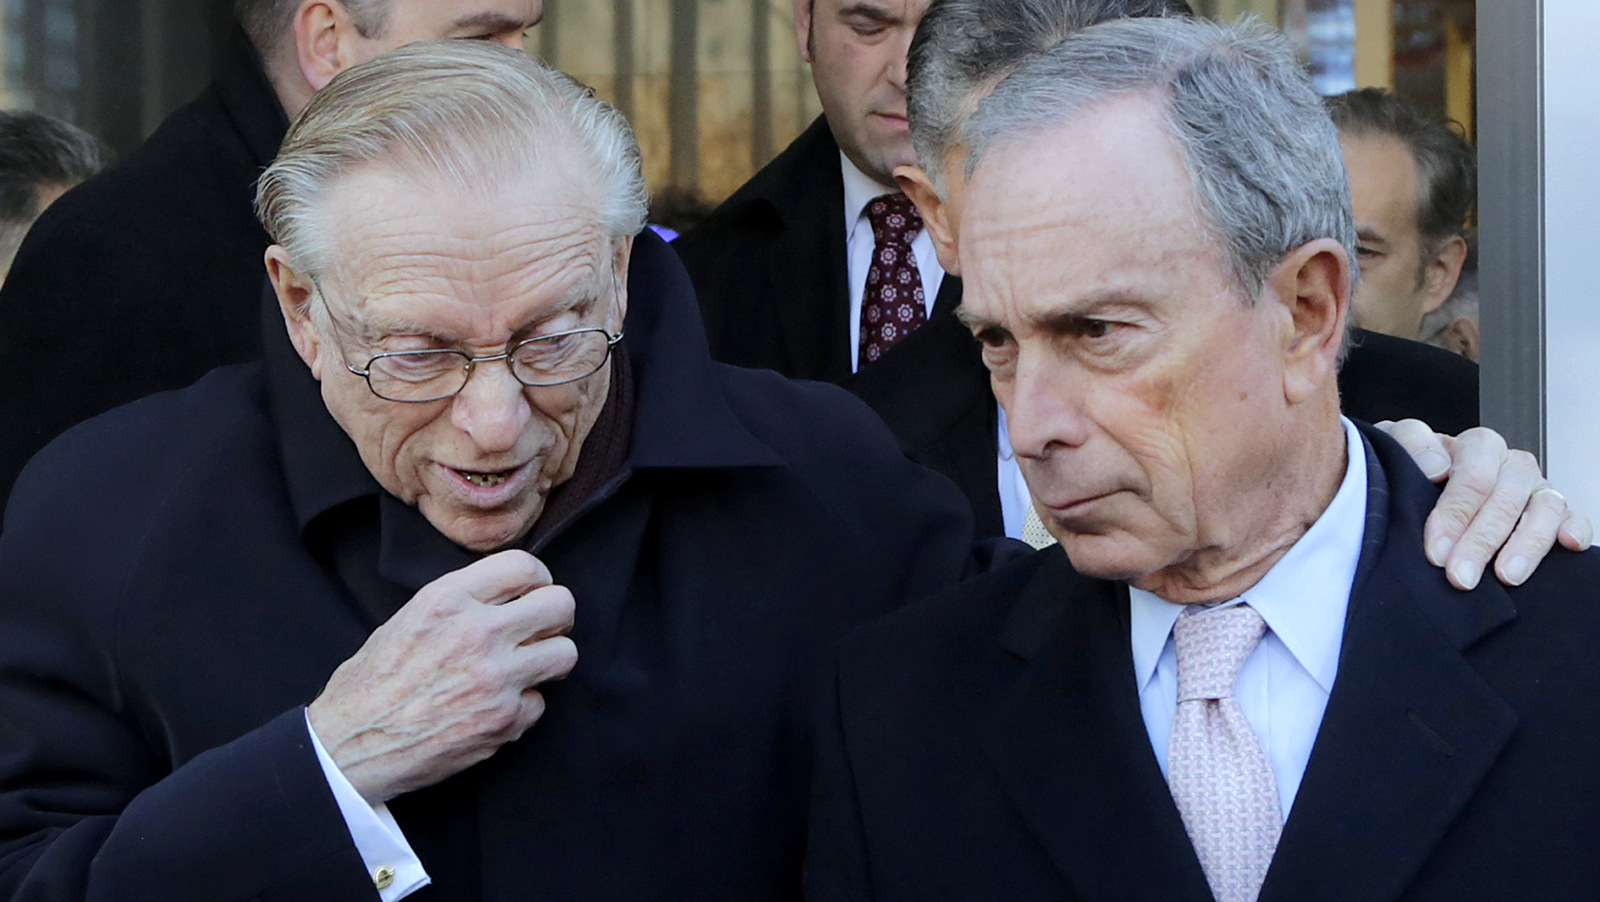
[840,154,944,374]
[1130,418,1367,819]
[306,712,431,900]
[996,407,1035,541]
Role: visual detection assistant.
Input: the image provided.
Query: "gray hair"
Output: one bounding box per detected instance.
[0,110,107,273]
[907,0,1194,193]
[963,16,1357,304]
[235,0,390,61]
[256,40,649,282]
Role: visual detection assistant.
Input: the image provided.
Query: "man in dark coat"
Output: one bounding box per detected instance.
[0,44,976,901]
[807,19,1600,901]
[0,0,545,508]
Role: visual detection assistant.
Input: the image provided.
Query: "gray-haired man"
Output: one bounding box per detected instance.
[856,0,1588,586]
[807,17,1600,901]
[0,42,976,900]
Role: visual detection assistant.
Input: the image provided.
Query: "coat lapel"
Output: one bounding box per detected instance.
[1260,429,1518,902]
[980,551,1216,902]
[764,118,853,382]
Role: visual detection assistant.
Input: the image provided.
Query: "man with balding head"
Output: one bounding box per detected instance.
[0,42,973,900]
[0,0,544,508]
[808,17,1600,901]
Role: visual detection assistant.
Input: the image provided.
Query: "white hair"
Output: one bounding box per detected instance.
[256,40,649,282]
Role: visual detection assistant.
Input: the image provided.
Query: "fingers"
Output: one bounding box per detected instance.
[1434,445,1542,590]
[513,635,580,688]
[496,584,577,644]
[1381,418,1453,481]
[1558,509,1595,552]
[1487,485,1570,586]
[437,549,554,605]
[1422,427,1511,570]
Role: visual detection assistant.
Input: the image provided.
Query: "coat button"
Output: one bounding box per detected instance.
[373,865,396,890]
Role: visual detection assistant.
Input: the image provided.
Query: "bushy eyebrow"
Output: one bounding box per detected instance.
[453,11,540,33]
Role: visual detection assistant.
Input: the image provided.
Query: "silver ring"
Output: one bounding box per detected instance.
[1532,486,1567,506]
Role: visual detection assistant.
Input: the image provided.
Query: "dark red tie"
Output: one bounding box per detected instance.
[859,193,928,365]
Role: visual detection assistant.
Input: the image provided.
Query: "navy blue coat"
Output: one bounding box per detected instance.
[0,233,980,901]
[807,424,1600,901]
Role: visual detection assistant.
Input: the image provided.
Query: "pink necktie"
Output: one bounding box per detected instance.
[1167,603,1281,902]
[859,193,928,365]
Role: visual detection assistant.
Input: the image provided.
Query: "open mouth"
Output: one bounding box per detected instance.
[457,467,519,488]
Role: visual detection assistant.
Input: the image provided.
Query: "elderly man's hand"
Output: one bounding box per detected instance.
[1381,420,1595,590]
[307,550,578,805]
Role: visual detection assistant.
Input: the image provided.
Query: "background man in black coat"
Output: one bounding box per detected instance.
[0,44,978,901]
[0,0,546,508]
[807,19,1600,901]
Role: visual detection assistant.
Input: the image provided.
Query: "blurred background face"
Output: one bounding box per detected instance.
[345,0,544,60]
[1341,130,1459,339]
[796,0,929,187]
[285,163,626,552]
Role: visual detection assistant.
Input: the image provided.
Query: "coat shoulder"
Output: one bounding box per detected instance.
[1339,329,1479,433]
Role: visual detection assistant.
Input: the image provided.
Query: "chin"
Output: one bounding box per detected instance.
[425,506,540,553]
[1057,533,1166,583]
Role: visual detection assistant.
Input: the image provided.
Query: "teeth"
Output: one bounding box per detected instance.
[462,470,511,488]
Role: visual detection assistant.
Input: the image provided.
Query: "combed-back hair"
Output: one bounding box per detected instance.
[256,40,649,281]
[1325,87,1476,246]
[234,0,389,61]
[0,110,106,267]
[962,16,1357,305]
[908,0,1194,189]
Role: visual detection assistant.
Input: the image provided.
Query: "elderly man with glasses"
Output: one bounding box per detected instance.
[0,42,977,901]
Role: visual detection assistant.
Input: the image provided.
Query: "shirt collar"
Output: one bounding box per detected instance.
[840,151,900,239]
[1131,417,1368,693]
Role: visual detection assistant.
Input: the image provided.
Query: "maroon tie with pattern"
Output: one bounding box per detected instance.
[859,193,928,365]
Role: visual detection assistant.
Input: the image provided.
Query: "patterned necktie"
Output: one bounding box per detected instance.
[1168,603,1281,902]
[1021,503,1056,550]
[859,193,928,365]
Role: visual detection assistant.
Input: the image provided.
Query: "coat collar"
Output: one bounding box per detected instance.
[266,228,783,542]
[212,26,290,171]
[983,424,1518,902]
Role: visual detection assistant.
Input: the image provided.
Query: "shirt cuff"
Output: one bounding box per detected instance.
[305,711,431,900]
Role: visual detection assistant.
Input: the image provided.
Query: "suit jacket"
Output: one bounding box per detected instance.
[0,233,980,902]
[0,28,288,509]
[677,119,1480,541]
[807,423,1600,901]
[675,116,961,385]
[847,314,1481,541]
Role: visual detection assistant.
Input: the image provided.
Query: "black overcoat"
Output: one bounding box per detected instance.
[0,29,288,508]
[807,424,1600,901]
[0,233,979,901]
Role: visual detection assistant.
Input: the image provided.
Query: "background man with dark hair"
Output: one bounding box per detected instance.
[0,0,544,508]
[1326,87,1476,344]
[0,111,104,287]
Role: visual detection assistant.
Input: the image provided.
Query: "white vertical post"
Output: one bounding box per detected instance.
[1542,0,1600,524]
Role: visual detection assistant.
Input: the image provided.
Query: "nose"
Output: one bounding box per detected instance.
[449,360,533,453]
[889,33,910,92]
[1001,350,1091,461]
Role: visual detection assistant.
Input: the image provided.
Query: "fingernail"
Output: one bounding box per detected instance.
[1451,559,1481,591]
[1428,536,1455,565]
[1502,555,1531,586]
[1416,450,1449,480]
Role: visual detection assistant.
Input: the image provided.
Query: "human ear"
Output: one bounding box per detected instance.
[793,0,814,63]
[1420,234,1469,316]
[1269,238,1351,405]
[294,1,359,94]
[610,235,634,329]
[266,246,327,380]
[896,164,960,275]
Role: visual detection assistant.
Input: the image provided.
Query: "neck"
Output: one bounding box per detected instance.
[263,55,313,121]
[1135,412,1349,605]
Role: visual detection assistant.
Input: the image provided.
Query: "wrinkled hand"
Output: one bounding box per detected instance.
[307,550,578,804]
[1381,420,1594,590]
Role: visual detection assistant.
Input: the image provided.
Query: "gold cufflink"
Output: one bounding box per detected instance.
[373,865,396,890]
